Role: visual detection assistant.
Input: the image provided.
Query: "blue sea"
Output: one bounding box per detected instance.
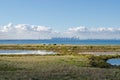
[0,39,120,45]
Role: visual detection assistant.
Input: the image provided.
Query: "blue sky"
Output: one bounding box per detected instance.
[0,0,120,39]
[0,0,120,31]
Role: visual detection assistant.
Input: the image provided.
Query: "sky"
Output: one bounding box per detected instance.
[0,0,120,39]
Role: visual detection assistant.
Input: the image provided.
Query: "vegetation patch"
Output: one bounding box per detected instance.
[0,44,120,55]
[0,45,120,79]
[87,54,120,68]
[0,54,119,79]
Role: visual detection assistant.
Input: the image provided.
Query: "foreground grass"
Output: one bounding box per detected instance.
[0,55,90,71]
[0,55,120,80]
[0,67,120,80]
[0,44,120,80]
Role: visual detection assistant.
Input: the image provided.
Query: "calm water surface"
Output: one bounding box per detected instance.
[107,58,120,65]
[0,40,120,45]
[0,50,56,55]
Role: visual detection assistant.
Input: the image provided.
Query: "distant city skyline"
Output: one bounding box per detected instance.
[0,0,120,39]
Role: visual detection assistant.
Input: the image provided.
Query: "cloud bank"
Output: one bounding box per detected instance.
[0,23,120,40]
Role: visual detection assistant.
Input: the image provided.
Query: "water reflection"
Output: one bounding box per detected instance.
[0,50,56,55]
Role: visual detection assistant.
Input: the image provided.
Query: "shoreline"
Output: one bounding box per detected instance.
[79,52,120,56]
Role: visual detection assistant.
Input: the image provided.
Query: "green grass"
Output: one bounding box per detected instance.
[0,44,120,80]
[0,55,119,80]
[0,55,90,71]
[0,44,120,54]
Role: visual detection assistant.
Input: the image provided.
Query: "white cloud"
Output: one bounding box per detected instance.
[35,26,51,32]
[68,26,87,32]
[0,23,120,40]
[0,23,55,39]
[64,26,120,39]
[0,23,13,32]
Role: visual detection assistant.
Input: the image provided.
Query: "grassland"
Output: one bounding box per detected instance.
[0,44,120,80]
[0,55,120,80]
[0,44,120,54]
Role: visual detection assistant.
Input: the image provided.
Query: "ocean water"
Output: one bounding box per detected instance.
[0,40,120,45]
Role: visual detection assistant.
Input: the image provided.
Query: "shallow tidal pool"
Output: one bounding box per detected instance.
[0,50,56,55]
[107,58,120,66]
